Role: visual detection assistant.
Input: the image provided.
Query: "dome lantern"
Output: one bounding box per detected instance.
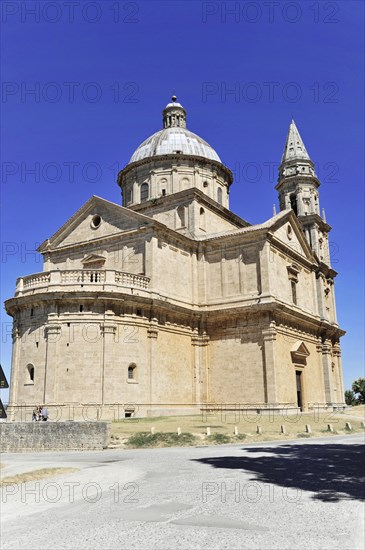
[162,95,187,129]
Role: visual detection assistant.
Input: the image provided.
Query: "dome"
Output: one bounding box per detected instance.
[129,127,221,164]
[128,96,221,164]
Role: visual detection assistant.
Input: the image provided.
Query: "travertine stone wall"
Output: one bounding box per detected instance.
[0,422,110,452]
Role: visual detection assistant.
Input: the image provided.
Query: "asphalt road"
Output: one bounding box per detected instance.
[1,434,364,550]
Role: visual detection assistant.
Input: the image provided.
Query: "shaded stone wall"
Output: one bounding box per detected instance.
[0,421,110,452]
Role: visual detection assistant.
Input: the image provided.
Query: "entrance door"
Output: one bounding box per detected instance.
[296,371,303,410]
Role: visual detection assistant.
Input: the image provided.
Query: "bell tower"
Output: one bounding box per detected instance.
[276,120,331,266]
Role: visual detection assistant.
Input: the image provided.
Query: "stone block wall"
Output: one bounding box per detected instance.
[0,421,110,452]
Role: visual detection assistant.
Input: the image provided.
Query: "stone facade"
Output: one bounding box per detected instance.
[5,101,345,420]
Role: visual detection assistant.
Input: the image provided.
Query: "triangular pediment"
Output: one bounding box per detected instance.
[82,254,106,265]
[291,341,310,358]
[269,210,315,263]
[38,196,154,252]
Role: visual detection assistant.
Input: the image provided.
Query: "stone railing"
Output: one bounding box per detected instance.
[22,272,51,289]
[16,270,150,296]
[115,271,150,289]
[61,270,106,284]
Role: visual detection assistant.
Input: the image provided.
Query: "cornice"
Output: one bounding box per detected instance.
[117,153,233,185]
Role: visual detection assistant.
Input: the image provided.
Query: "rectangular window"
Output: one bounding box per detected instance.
[291,280,297,305]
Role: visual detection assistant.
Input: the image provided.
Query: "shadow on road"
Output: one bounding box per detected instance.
[193,443,365,502]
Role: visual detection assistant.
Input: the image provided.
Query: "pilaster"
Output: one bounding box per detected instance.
[147,318,159,415]
[262,321,277,404]
[44,323,61,404]
[191,328,210,404]
[8,325,21,409]
[321,339,334,404]
[100,316,117,405]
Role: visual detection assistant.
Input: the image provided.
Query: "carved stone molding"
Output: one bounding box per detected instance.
[321,342,332,355]
[44,324,61,340]
[147,318,159,339]
[191,335,210,347]
[101,324,117,336]
[262,322,277,342]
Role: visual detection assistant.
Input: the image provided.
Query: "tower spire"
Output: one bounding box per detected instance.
[275,120,332,265]
[281,119,310,163]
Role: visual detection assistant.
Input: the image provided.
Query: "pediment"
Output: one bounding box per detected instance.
[82,254,106,266]
[38,196,153,252]
[270,211,315,262]
[291,341,310,363]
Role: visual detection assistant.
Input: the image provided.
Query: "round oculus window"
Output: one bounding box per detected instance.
[91,214,101,229]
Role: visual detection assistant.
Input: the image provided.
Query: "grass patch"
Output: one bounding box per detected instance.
[208,433,231,444]
[343,405,365,419]
[126,432,197,448]
[234,433,247,441]
[112,411,365,448]
[0,467,79,487]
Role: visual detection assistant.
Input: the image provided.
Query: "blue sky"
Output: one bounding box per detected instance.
[1,0,364,399]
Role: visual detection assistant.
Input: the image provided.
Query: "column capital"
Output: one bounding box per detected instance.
[262,322,277,342]
[45,324,61,337]
[322,341,332,354]
[147,319,159,339]
[101,323,117,336]
[192,335,210,347]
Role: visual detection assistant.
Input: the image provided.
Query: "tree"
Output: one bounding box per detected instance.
[351,378,365,404]
[345,390,357,406]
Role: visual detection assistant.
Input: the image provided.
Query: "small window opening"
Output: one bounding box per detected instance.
[199,207,206,230]
[136,309,142,317]
[79,305,84,312]
[30,308,34,317]
[291,280,297,305]
[36,341,39,348]
[162,189,166,196]
[26,364,35,383]
[290,193,298,216]
[128,364,136,380]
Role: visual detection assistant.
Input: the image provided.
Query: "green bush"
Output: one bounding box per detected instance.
[345,390,357,406]
[208,432,231,444]
[126,432,197,448]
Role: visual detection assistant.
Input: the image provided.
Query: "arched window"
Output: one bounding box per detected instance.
[177,205,185,227]
[290,193,298,216]
[217,187,223,205]
[26,364,35,384]
[199,207,206,230]
[140,183,149,202]
[128,363,137,381]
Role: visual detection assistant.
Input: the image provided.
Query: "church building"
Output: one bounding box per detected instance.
[5,97,345,420]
